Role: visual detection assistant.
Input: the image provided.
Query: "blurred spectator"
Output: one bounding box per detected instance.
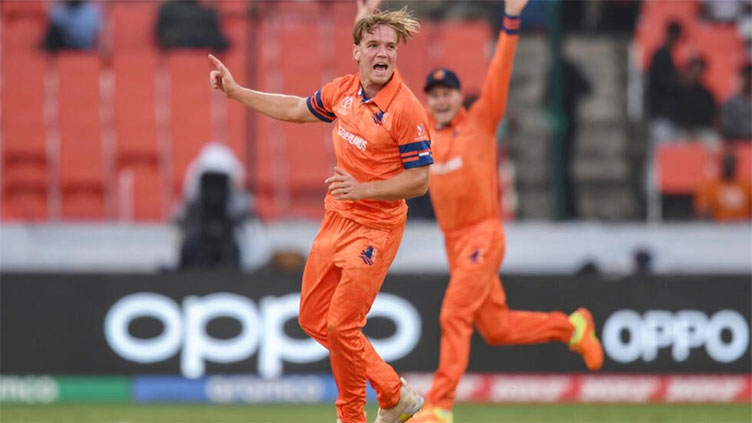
[547,54,592,219]
[701,0,752,23]
[561,0,586,33]
[42,0,101,52]
[721,63,752,141]
[156,0,229,51]
[576,260,600,276]
[737,2,752,57]
[701,0,746,22]
[647,21,683,143]
[676,57,719,145]
[598,0,640,34]
[632,248,653,275]
[177,143,251,269]
[694,152,752,221]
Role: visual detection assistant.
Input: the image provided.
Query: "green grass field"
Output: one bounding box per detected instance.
[0,404,750,423]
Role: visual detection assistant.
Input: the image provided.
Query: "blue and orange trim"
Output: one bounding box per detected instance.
[306,90,336,122]
[502,14,520,35]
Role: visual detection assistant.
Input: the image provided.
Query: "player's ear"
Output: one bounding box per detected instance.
[352,44,360,63]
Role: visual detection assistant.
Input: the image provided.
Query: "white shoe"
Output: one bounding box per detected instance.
[373,377,424,423]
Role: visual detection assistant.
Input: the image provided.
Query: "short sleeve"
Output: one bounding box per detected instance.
[394,106,433,169]
[306,80,338,123]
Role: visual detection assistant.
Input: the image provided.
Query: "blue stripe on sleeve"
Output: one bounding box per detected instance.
[398,140,431,154]
[403,155,434,169]
[306,96,335,122]
[316,91,336,119]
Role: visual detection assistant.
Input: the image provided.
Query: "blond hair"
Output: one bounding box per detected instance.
[353,7,420,45]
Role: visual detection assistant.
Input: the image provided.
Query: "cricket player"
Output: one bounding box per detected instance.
[356,1,604,422]
[210,7,431,423]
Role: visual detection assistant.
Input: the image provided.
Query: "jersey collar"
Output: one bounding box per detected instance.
[357,69,403,111]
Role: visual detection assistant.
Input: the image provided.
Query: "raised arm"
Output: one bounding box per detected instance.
[354,0,381,24]
[471,0,529,133]
[209,54,319,123]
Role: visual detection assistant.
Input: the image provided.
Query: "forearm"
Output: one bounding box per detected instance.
[228,86,316,123]
[362,168,429,201]
[474,15,520,130]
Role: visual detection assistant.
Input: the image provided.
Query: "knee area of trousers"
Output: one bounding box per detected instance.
[298,314,322,338]
[481,329,511,345]
[439,309,468,328]
[325,320,353,345]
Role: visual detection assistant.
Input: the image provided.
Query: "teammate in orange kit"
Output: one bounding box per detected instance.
[210,7,431,423]
[356,1,604,422]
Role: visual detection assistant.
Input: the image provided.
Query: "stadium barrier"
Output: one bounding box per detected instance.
[1,374,750,404]
[1,273,750,404]
[1,273,749,378]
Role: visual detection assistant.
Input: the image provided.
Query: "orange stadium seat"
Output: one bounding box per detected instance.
[332,20,359,77]
[278,22,333,211]
[250,115,276,220]
[2,161,48,221]
[57,53,106,219]
[331,1,357,25]
[116,161,165,221]
[2,53,47,163]
[220,17,249,165]
[2,15,49,221]
[111,1,158,51]
[1,0,46,18]
[112,51,165,220]
[273,0,319,19]
[214,0,249,16]
[656,142,712,194]
[113,53,159,161]
[2,16,46,54]
[397,21,438,103]
[733,143,752,182]
[635,0,699,69]
[436,21,492,96]
[168,51,214,193]
[692,24,745,102]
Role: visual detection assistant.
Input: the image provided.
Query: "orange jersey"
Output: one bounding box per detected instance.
[428,17,519,234]
[307,71,433,229]
[695,179,752,221]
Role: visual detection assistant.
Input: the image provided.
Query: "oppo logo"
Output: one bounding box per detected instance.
[603,309,749,364]
[104,292,421,379]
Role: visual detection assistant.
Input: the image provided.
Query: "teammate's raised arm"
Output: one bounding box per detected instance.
[355,0,381,24]
[471,0,530,133]
[208,54,319,123]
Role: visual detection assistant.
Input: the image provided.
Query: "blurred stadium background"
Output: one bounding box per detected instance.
[1,0,751,422]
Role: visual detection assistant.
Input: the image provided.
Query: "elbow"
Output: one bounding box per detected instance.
[407,170,430,199]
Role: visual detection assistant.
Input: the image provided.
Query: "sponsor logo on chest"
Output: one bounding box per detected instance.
[337,124,369,151]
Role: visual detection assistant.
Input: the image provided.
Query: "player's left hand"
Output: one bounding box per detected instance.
[326,167,369,201]
[505,0,530,16]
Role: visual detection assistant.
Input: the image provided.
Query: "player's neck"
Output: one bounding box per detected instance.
[360,81,384,100]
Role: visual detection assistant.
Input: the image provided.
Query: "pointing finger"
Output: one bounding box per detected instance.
[208,54,227,72]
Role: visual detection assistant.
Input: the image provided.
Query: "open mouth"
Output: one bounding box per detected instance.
[373,63,388,72]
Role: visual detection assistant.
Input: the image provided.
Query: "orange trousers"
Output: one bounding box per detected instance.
[299,211,404,423]
[426,219,574,409]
